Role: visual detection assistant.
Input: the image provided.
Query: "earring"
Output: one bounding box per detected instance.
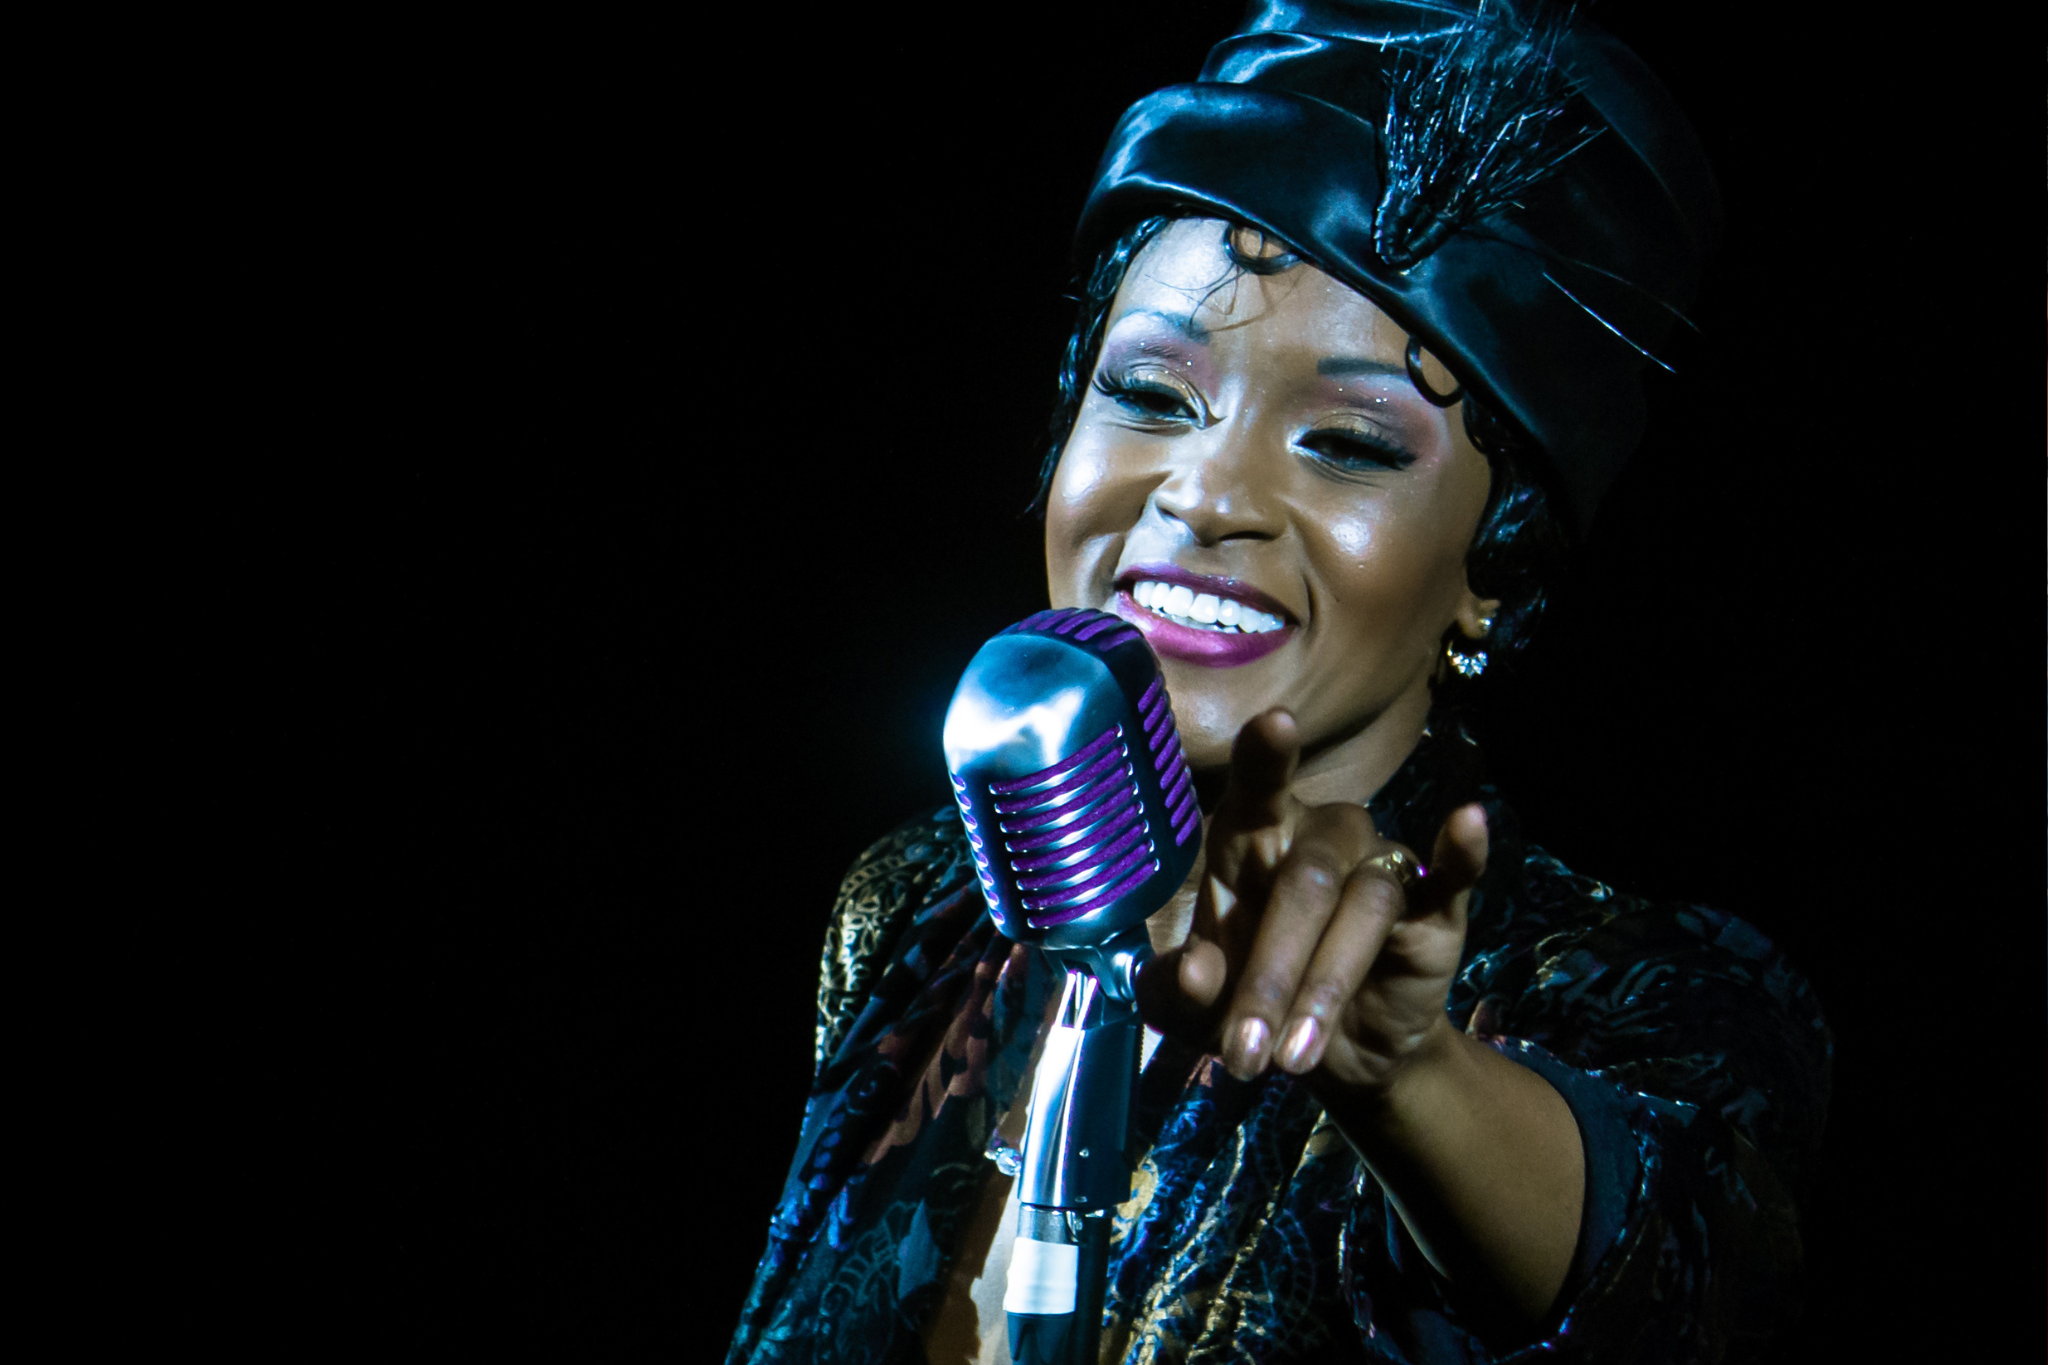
[1446,640,1488,678]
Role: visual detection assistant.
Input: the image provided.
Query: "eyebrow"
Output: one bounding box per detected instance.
[1315,356,1406,379]
[1116,309,1212,345]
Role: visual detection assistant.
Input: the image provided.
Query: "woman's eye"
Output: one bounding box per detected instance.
[1298,429,1416,473]
[1093,371,1199,423]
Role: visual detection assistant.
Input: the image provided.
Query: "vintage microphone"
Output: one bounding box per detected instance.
[942,607,1203,1365]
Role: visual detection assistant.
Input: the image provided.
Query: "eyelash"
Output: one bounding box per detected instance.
[1298,428,1417,473]
[1094,368,1416,473]
[1093,370,1198,423]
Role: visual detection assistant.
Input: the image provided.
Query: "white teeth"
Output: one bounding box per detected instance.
[1127,579,1286,634]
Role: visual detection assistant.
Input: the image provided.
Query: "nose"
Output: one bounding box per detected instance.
[1148,421,1287,547]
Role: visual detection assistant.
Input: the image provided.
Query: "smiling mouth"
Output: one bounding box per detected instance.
[1125,578,1289,634]
[1110,567,1298,668]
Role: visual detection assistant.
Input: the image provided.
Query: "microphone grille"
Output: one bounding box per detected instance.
[944,608,1201,946]
[1131,674,1201,849]
[999,606,1146,649]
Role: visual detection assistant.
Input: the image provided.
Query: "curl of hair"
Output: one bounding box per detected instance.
[1031,213,1568,682]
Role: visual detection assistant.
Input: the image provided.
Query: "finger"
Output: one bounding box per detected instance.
[1193,709,1303,943]
[1135,936,1230,1043]
[1410,802,1489,920]
[1211,709,1300,846]
[1219,803,1373,1078]
[1273,854,1411,1073]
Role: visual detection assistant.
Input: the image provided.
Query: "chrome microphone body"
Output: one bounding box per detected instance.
[942,608,1201,1365]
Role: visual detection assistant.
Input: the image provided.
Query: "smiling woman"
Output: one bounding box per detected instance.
[1042,217,1565,719]
[727,4,1830,1363]
[1049,220,1500,783]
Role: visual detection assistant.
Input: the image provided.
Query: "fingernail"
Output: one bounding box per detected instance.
[1278,1016,1321,1073]
[1230,1017,1270,1076]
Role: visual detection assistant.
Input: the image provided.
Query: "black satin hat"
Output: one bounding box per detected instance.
[1075,0,1720,536]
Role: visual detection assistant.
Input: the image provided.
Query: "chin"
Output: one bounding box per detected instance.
[1155,666,1277,771]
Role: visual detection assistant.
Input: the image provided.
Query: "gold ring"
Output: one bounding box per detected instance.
[1362,849,1420,885]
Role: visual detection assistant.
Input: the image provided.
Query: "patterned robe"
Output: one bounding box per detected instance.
[727,727,1831,1363]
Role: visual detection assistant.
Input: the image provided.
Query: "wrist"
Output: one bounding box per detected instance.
[1313,1014,1465,1140]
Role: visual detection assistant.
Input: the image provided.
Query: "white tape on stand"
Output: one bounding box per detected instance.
[1003,1236,1080,1315]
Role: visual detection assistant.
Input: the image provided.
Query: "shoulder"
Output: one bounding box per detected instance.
[813,805,975,1073]
[832,805,973,926]
[1464,807,1827,1043]
[1461,814,1833,1184]
[1482,835,1828,1052]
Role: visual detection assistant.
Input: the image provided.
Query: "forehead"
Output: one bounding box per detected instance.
[1113,218,1407,362]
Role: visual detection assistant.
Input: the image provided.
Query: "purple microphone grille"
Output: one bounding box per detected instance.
[1136,677,1200,846]
[987,725,1121,796]
[952,772,1003,904]
[992,747,1128,822]
[1003,606,1144,652]
[985,722,1160,929]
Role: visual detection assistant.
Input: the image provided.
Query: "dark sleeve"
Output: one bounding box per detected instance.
[1475,899,1833,1362]
[730,808,976,1365]
[1486,1038,1642,1312]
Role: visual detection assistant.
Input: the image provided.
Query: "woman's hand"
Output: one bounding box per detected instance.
[1137,708,1585,1328]
[1139,707,1490,1091]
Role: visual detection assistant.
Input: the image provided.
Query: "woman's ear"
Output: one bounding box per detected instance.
[1453,589,1501,642]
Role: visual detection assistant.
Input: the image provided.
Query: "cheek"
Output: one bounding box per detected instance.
[1048,433,1113,531]
[1323,509,1376,566]
[1310,495,1470,638]
[1044,425,1149,602]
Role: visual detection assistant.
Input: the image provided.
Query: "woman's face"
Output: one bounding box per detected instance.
[1046,218,1497,795]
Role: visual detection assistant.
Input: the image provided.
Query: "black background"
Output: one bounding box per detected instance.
[210,2,2041,1357]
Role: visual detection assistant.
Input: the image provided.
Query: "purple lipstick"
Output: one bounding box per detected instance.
[1112,563,1298,668]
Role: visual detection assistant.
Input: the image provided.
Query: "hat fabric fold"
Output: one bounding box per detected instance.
[1076,0,1720,535]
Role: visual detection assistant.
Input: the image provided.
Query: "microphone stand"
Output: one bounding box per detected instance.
[1005,926,1150,1365]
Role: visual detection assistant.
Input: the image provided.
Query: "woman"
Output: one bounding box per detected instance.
[730,3,1829,1361]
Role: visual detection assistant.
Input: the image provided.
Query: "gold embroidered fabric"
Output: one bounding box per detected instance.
[814,807,973,1075]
